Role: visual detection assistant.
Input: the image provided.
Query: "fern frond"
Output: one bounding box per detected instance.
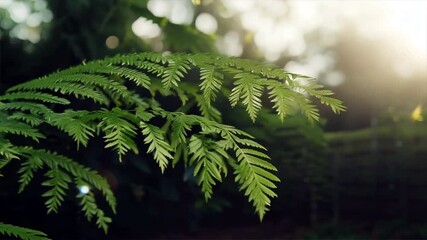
[47,110,94,148]
[42,167,72,214]
[18,155,43,193]
[216,124,280,220]
[0,119,45,142]
[0,101,53,115]
[199,66,224,106]
[7,112,44,127]
[95,208,112,234]
[267,81,294,122]
[75,179,111,233]
[0,91,70,105]
[229,73,265,122]
[194,94,221,122]
[16,147,117,214]
[8,80,108,104]
[65,63,151,89]
[140,122,173,173]
[0,52,345,226]
[189,135,228,201]
[161,55,191,91]
[93,108,139,161]
[77,191,97,221]
[267,80,320,122]
[0,140,20,174]
[170,114,195,149]
[0,223,49,240]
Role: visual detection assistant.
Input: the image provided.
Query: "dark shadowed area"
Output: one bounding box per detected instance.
[1,0,426,239]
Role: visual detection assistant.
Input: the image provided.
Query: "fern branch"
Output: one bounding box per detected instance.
[0,119,45,142]
[0,91,70,105]
[189,135,228,201]
[0,223,49,240]
[229,73,265,122]
[47,110,94,148]
[140,122,173,173]
[41,167,71,214]
[18,155,43,193]
[199,66,224,106]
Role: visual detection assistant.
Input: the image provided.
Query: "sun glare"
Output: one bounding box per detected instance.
[386,1,427,58]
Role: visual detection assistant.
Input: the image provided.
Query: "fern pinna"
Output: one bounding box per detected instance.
[0,52,344,233]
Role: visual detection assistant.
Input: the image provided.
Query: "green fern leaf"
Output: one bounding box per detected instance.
[266,82,294,122]
[47,110,94,148]
[189,135,228,201]
[161,55,191,91]
[95,208,112,234]
[66,63,151,89]
[171,114,195,149]
[17,148,117,214]
[77,191,98,221]
[319,96,346,113]
[0,101,53,116]
[229,73,265,122]
[18,155,43,193]
[42,167,71,214]
[7,112,44,127]
[8,80,109,104]
[0,223,49,240]
[194,94,222,122]
[96,109,139,161]
[0,119,45,142]
[0,52,345,226]
[140,122,173,173]
[199,67,224,106]
[0,91,70,105]
[218,125,279,220]
[0,139,20,171]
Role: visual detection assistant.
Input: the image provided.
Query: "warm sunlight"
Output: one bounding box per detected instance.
[222,0,427,80]
[386,1,427,57]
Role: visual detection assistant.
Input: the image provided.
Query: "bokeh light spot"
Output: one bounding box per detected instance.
[147,0,194,25]
[9,2,31,23]
[195,13,218,34]
[79,185,90,195]
[132,17,161,39]
[106,35,120,49]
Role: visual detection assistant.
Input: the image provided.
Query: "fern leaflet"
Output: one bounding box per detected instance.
[0,223,49,240]
[140,122,173,173]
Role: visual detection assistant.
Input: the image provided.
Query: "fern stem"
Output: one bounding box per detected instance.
[161,99,196,132]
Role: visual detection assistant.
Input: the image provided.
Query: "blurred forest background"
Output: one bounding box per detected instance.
[1,0,426,239]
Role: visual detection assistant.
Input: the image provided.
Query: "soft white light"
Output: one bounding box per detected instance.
[0,0,13,8]
[26,13,42,27]
[8,2,31,23]
[325,71,345,87]
[195,13,218,34]
[147,0,194,25]
[147,0,170,17]
[217,31,243,57]
[131,17,161,39]
[387,1,427,57]
[40,9,53,23]
[79,185,90,194]
[169,3,192,25]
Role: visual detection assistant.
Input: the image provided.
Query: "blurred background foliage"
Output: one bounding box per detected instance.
[1,0,426,239]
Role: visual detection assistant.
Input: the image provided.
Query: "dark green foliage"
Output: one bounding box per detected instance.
[0,223,49,240]
[0,52,343,237]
